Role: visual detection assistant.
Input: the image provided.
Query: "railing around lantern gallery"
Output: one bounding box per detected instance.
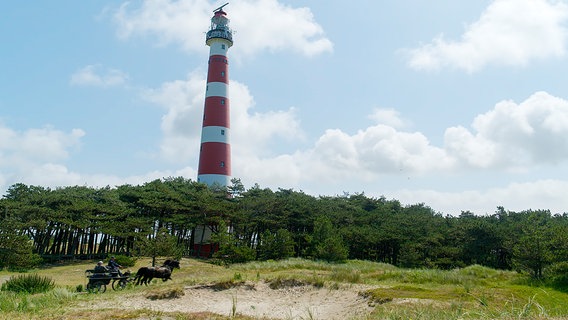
[206,29,233,43]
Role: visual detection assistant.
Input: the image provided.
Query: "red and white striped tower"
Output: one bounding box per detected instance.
[197,3,233,188]
[194,4,233,258]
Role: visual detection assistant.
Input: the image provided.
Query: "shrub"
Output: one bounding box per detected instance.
[112,254,137,267]
[1,274,55,294]
[0,224,43,271]
[214,245,256,264]
[546,261,568,291]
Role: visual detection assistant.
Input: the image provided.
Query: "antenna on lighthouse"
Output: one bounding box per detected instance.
[214,3,229,12]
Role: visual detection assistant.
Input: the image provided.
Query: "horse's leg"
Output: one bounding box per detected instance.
[134,267,147,286]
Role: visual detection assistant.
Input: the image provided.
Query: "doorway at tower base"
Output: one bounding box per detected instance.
[192,225,219,258]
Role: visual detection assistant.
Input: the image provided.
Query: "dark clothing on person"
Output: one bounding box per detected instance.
[94,265,107,274]
[108,259,120,269]
[108,258,122,276]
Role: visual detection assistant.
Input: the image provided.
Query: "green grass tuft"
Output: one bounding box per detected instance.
[1,273,55,294]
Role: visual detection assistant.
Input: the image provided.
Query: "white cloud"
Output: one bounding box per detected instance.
[143,72,206,161]
[368,108,409,129]
[445,91,568,169]
[0,125,84,164]
[142,72,304,164]
[0,119,196,192]
[393,179,568,215]
[0,124,85,192]
[7,164,194,195]
[113,0,332,58]
[406,0,568,72]
[230,0,333,57]
[296,124,452,183]
[70,64,129,87]
[235,91,568,198]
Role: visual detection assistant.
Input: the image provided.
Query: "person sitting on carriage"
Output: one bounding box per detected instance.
[93,261,107,275]
[107,256,123,276]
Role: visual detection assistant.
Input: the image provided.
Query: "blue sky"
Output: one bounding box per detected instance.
[2,0,568,215]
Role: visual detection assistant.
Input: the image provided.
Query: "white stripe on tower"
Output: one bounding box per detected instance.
[197,6,233,188]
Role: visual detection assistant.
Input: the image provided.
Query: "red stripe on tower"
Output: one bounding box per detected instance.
[198,5,233,188]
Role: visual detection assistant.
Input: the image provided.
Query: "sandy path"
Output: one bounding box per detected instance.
[92,281,374,320]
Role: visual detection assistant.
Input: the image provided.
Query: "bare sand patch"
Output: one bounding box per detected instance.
[88,281,374,319]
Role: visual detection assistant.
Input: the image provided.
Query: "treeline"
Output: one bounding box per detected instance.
[1,177,568,278]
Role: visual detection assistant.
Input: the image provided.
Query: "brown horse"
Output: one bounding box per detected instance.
[134,259,180,286]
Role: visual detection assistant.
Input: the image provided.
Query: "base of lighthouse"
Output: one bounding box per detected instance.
[192,225,219,258]
[197,174,230,187]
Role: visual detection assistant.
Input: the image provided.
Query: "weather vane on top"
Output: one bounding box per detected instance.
[214,3,229,12]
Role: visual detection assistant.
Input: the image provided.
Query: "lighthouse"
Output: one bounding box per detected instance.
[194,4,233,258]
[197,3,233,188]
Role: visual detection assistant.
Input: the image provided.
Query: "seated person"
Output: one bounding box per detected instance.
[107,256,123,276]
[93,261,107,275]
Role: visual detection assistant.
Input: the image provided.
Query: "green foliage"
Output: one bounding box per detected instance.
[212,220,256,264]
[257,228,295,260]
[1,274,55,294]
[0,221,42,271]
[512,210,554,279]
[545,261,568,290]
[308,216,348,262]
[112,254,137,267]
[3,179,568,275]
[137,227,183,266]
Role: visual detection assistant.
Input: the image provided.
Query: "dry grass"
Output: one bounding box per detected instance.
[145,287,185,300]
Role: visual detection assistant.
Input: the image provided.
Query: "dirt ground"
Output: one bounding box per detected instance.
[87,281,375,320]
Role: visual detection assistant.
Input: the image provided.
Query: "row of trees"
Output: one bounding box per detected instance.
[1,177,567,278]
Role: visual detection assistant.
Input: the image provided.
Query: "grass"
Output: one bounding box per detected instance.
[145,287,185,300]
[1,274,55,294]
[1,258,568,319]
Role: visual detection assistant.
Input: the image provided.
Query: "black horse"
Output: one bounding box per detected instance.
[134,259,180,286]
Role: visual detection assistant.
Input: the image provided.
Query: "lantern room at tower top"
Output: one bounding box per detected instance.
[206,3,233,47]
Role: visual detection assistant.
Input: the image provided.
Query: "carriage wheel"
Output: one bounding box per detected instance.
[112,279,128,291]
[87,281,107,293]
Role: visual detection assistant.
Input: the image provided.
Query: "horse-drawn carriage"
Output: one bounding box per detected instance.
[84,259,180,292]
[85,269,132,293]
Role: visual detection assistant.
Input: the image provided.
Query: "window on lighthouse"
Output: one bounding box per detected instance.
[220,161,225,167]
[221,71,225,77]
[221,44,226,50]
[221,99,225,105]
[221,129,225,135]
